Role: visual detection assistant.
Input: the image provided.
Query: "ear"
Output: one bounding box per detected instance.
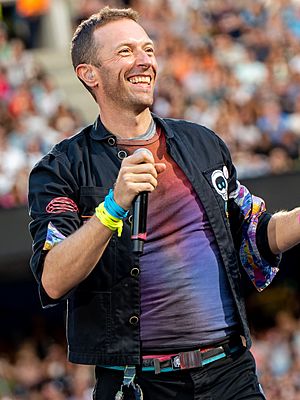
[76,64,98,88]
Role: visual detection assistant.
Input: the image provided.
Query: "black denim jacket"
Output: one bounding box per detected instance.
[28,114,278,366]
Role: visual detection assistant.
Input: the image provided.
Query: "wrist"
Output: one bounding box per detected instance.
[95,202,123,237]
[104,189,129,219]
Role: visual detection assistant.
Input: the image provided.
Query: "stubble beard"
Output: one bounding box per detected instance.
[127,91,154,113]
[101,71,154,113]
[114,86,153,113]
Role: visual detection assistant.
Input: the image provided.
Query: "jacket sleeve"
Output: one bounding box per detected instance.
[28,149,81,307]
[219,138,281,292]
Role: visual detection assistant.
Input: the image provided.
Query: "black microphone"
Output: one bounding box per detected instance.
[131,148,152,255]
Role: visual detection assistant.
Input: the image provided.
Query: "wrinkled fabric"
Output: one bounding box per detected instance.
[231,183,280,291]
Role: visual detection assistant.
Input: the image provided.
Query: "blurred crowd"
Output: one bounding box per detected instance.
[252,311,300,400]
[1,311,300,399]
[0,340,95,400]
[0,8,84,208]
[139,0,300,178]
[1,0,300,208]
[1,1,300,399]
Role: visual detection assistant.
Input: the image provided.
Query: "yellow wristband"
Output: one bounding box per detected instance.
[95,202,123,237]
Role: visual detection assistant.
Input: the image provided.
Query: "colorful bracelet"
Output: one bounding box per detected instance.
[95,202,123,237]
[104,189,129,219]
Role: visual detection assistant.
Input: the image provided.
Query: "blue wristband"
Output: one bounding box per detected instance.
[104,189,129,219]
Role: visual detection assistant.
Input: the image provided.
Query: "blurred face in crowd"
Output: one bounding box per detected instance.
[91,18,157,113]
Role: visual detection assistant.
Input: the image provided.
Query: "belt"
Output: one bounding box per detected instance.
[141,336,244,374]
[101,336,244,375]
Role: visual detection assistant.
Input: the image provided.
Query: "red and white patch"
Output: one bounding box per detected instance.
[46,197,79,213]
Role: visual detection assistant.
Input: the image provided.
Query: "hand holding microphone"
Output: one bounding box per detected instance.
[113,148,166,254]
[131,148,153,254]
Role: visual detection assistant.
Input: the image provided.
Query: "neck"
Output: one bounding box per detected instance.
[99,108,153,138]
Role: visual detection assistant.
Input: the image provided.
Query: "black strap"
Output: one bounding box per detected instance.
[142,336,244,372]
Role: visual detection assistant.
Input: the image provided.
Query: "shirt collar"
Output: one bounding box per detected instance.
[89,113,174,141]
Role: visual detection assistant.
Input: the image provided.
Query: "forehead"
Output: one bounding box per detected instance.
[93,18,153,50]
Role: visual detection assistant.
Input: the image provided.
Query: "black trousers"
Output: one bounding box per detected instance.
[93,348,266,400]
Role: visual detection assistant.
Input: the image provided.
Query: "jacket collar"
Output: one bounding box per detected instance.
[89,116,114,141]
[89,113,175,141]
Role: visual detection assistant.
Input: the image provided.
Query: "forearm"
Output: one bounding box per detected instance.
[268,207,300,254]
[40,150,166,300]
[42,215,113,299]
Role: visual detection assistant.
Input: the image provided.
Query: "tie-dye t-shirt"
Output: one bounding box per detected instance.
[118,127,238,351]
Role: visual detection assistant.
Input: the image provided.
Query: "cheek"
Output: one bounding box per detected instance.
[152,60,158,75]
[101,55,134,72]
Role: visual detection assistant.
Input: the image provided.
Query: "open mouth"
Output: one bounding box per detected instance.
[127,75,152,85]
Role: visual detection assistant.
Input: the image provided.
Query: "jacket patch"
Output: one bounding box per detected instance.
[211,167,228,201]
[46,197,79,213]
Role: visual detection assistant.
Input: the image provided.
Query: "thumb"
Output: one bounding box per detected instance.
[155,162,167,174]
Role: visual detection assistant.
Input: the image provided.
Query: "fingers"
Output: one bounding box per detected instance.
[122,162,159,178]
[123,148,155,166]
[121,151,166,177]
[113,151,166,210]
[122,170,159,188]
[155,162,167,174]
[116,164,158,197]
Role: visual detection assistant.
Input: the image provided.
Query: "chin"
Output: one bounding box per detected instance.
[131,97,153,111]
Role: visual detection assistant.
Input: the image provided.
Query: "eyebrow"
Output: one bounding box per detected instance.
[116,40,155,48]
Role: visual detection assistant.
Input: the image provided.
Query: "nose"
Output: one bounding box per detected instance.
[135,49,153,68]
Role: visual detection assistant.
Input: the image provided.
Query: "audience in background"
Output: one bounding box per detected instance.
[15,0,51,48]
[0,340,94,399]
[0,20,84,208]
[1,1,300,398]
[1,312,300,399]
[252,312,300,399]
[1,0,300,208]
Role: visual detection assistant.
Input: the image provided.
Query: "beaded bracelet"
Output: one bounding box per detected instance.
[95,202,123,237]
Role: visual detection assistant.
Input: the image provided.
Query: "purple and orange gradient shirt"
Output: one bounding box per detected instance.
[118,128,238,351]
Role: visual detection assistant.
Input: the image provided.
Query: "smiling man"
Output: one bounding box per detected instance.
[28,6,300,400]
[73,10,157,136]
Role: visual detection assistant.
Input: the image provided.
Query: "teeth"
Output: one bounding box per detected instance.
[129,76,151,84]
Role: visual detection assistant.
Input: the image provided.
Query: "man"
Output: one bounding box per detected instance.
[28,6,300,400]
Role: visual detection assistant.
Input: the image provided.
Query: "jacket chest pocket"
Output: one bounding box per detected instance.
[79,186,109,221]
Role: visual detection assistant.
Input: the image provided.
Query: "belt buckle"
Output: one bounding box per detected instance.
[170,355,181,370]
[172,350,203,370]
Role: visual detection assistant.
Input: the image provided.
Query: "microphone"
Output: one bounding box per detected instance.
[131,148,152,255]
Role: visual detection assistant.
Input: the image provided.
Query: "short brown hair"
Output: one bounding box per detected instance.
[71,6,139,70]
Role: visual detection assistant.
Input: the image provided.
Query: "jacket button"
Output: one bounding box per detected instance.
[107,137,116,146]
[117,150,128,160]
[130,267,140,277]
[129,315,139,325]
